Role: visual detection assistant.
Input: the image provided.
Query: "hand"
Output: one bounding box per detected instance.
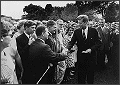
[62,48,68,55]
[28,37,34,45]
[82,49,91,53]
[82,51,87,53]
[19,68,23,80]
[18,79,22,84]
[31,32,37,40]
[86,49,91,53]
[49,63,53,67]
[19,71,23,81]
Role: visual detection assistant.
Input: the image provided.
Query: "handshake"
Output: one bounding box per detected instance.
[62,48,68,55]
[62,48,75,55]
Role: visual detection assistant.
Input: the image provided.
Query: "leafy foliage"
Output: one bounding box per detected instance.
[21,1,119,22]
[61,3,78,21]
[104,2,119,22]
[45,4,53,16]
[23,4,47,20]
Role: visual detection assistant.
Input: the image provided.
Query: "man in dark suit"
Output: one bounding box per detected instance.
[16,20,36,83]
[28,26,67,84]
[67,15,101,84]
[96,18,111,70]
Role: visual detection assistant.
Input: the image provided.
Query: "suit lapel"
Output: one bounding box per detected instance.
[86,27,90,40]
[86,27,92,41]
[97,27,106,42]
[79,28,84,40]
[22,33,29,44]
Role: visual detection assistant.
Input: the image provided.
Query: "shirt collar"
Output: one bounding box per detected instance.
[37,38,45,44]
[24,32,30,39]
[82,26,88,32]
[82,26,88,38]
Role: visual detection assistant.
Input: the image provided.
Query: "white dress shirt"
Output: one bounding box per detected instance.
[37,38,45,44]
[24,32,30,39]
[82,26,88,39]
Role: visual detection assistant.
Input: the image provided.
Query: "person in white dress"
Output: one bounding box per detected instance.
[1,27,23,84]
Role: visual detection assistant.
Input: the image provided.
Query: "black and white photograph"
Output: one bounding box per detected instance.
[1,1,119,84]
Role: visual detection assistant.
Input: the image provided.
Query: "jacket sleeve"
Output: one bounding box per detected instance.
[43,44,67,63]
[67,30,77,50]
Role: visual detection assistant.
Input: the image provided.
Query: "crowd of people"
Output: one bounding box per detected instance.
[1,14,119,84]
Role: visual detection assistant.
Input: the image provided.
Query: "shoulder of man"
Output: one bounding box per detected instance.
[73,28,81,34]
[89,27,98,31]
[16,33,24,40]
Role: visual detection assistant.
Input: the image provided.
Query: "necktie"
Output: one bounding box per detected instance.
[29,35,31,39]
[82,30,86,40]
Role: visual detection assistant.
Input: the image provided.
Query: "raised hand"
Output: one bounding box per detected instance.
[28,37,34,45]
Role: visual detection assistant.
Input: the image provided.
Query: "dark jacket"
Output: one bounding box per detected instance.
[67,27,101,62]
[16,33,30,67]
[96,26,110,51]
[45,35,57,52]
[28,39,67,83]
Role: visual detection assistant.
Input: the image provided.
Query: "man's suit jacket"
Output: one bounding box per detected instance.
[16,33,30,68]
[45,35,57,52]
[28,39,66,82]
[45,35,63,53]
[97,27,110,51]
[67,27,101,62]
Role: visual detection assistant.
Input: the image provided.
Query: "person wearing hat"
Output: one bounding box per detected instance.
[67,15,101,84]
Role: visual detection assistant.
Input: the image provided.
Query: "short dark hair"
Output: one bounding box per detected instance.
[35,26,46,37]
[82,17,89,23]
[77,15,89,23]
[46,20,56,27]
[24,20,36,30]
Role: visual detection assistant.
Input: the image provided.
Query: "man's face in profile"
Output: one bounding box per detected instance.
[44,28,49,40]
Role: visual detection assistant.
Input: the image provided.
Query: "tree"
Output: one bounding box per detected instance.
[45,4,53,16]
[48,10,60,20]
[84,10,98,21]
[74,1,111,15]
[104,2,119,22]
[48,6,64,20]
[23,4,47,20]
[61,3,78,21]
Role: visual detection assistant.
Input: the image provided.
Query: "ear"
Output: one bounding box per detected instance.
[42,32,44,36]
[24,27,28,31]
